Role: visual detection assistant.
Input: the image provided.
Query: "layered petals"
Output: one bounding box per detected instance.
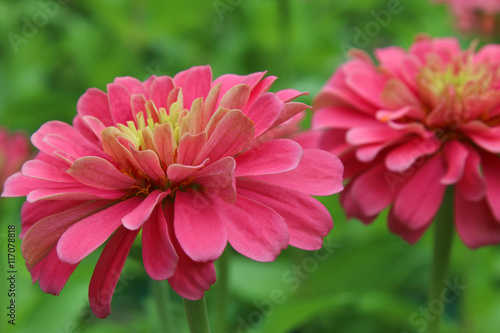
[4,65,336,317]
[89,226,140,318]
[310,36,500,248]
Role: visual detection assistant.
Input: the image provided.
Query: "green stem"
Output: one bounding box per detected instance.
[215,250,230,333]
[151,279,175,333]
[184,296,212,333]
[427,187,455,333]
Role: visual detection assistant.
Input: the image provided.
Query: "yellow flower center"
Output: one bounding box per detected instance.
[116,96,186,151]
[418,54,493,102]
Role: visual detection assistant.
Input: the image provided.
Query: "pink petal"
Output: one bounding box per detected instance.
[67,156,137,190]
[387,209,431,244]
[32,121,105,159]
[346,125,403,145]
[345,67,386,108]
[380,78,421,109]
[167,160,208,184]
[237,178,332,251]
[375,46,406,77]
[76,88,113,126]
[153,123,176,168]
[22,200,111,269]
[174,190,227,262]
[318,128,350,156]
[122,190,169,230]
[192,157,236,203]
[177,132,207,166]
[219,84,251,111]
[275,89,308,103]
[21,160,75,183]
[57,197,142,264]
[27,186,127,203]
[217,194,288,261]
[107,83,134,125]
[441,140,469,184]
[292,130,322,150]
[213,72,265,102]
[251,149,344,196]
[188,98,205,135]
[142,206,178,280]
[385,137,441,172]
[131,94,148,118]
[2,172,72,197]
[114,77,149,97]
[391,155,447,230]
[246,76,277,108]
[271,102,309,129]
[168,234,216,300]
[454,193,500,249]
[38,247,78,296]
[128,147,166,182]
[314,84,375,115]
[245,93,283,137]
[197,110,255,163]
[20,200,85,238]
[461,121,500,153]
[410,37,460,64]
[355,142,392,163]
[349,163,396,217]
[89,226,139,318]
[100,127,136,171]
[234,139,303,177]
[81,116,107,140]
[457,147,485,201]
[173,66,212,109]
[375,106,422,123]
[482,152,500,220]
[150,76,175,109]
[339,183,377,224]
[204,83,222,120]
[313,106,376,130]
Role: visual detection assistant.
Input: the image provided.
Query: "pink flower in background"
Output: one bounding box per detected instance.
[0,128,30,192]
[309,36,500,248]
[435,0,500,34]
[2,65,343,318]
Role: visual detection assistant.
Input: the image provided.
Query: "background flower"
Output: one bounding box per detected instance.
[0,128,30,192]
[2,66,343,318]
[310,35,500,248]
[435,0,500,35]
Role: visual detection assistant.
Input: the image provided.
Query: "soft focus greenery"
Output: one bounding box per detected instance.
[1,0,500,332]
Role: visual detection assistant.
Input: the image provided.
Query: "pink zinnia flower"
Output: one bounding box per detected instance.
[2,66,343,318]
[0,128,30,192]
[309,36,500,248]
[435,0,500,34]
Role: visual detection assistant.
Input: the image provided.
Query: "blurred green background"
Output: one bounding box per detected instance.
[1,0,500,332]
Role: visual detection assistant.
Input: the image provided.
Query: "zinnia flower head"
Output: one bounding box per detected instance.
[310,36,500,248]
[0,128,30,192]
[435,0,500,34]
[2,66,343,318]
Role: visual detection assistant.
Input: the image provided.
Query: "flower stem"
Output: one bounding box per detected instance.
[215,249,230,333]
[151,279,175,333]
[184,296,212,333]
[427,187,455,333]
